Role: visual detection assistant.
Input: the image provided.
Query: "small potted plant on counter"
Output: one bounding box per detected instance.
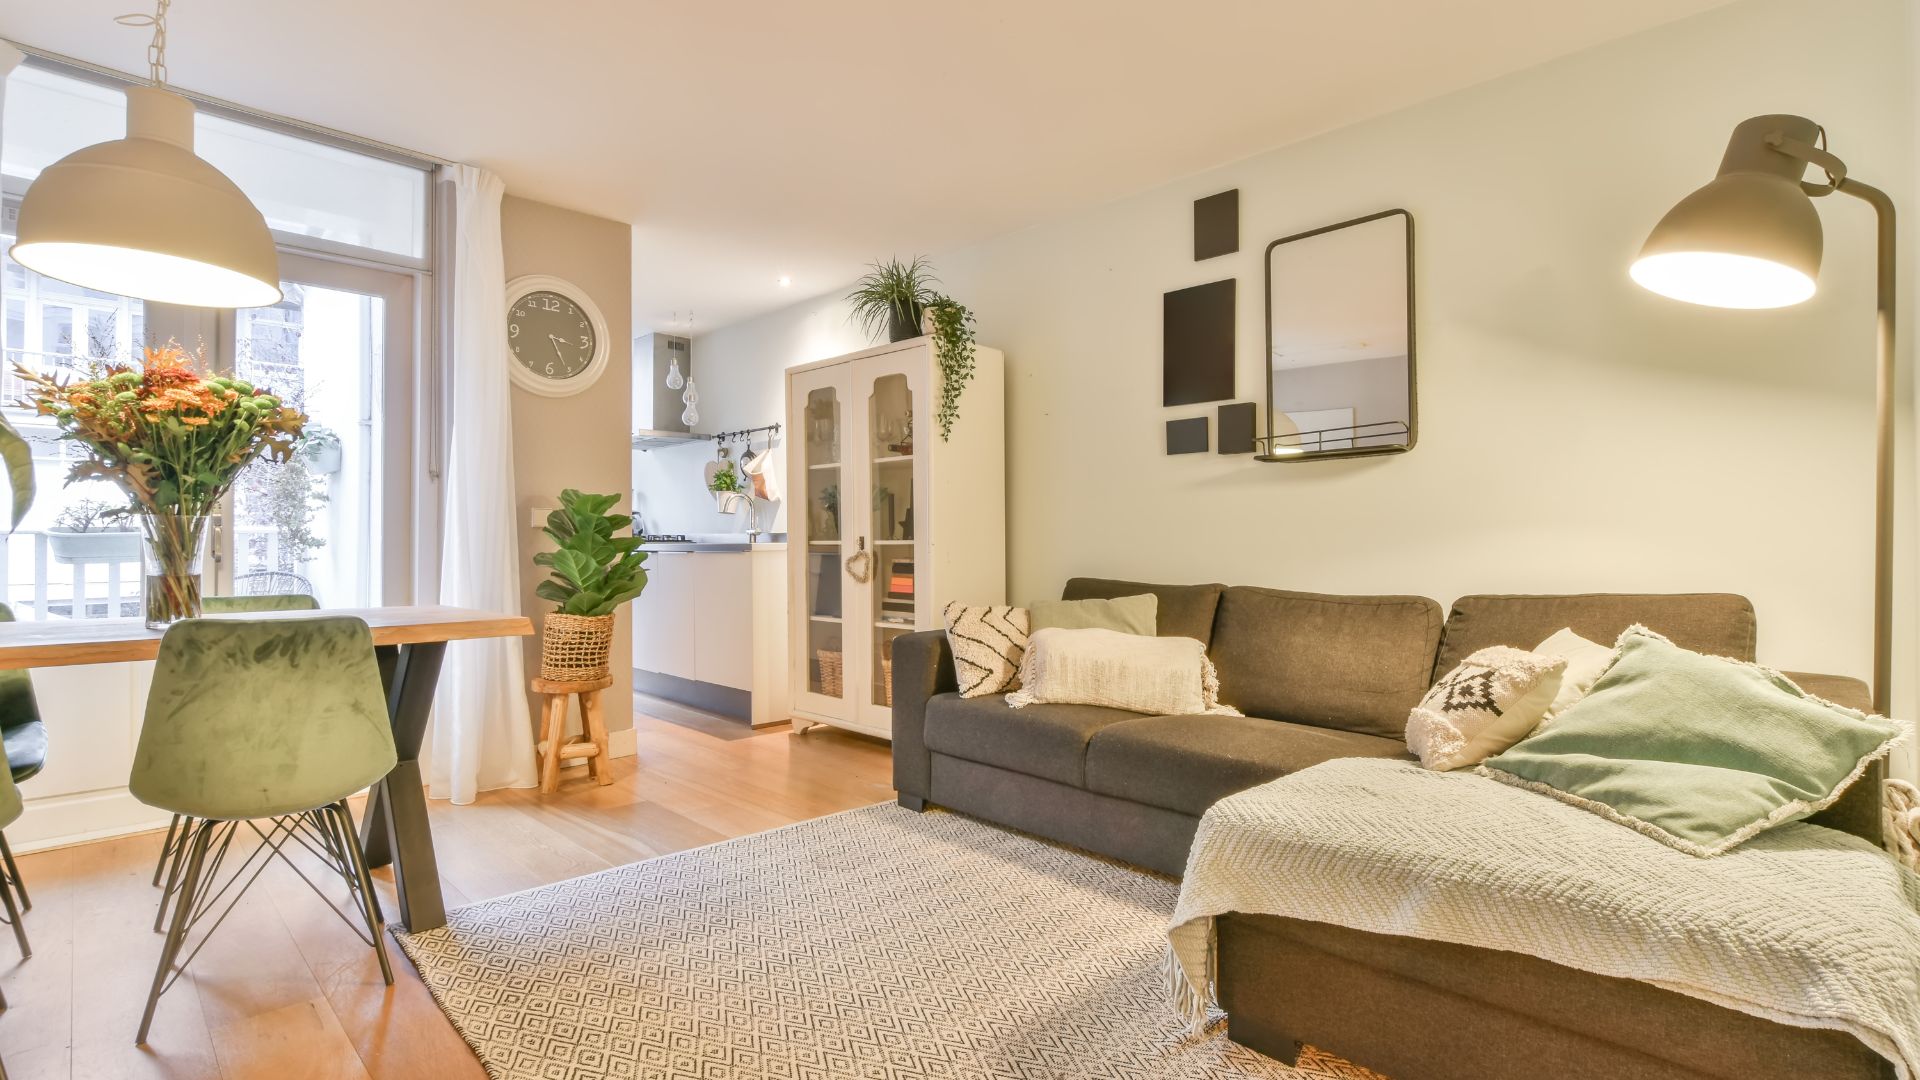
[534,489,649,682]
[47,496,140,565]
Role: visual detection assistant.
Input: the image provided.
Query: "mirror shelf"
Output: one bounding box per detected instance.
[1260,207,1416,463]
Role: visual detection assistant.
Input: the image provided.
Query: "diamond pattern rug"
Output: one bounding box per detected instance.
[394,803,1384,1079]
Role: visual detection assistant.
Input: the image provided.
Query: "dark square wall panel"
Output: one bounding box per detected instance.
[1167,416,1209,455]
[1218,401,1256,454]
[1163,279,1235,407]
[1194,189,1239,260]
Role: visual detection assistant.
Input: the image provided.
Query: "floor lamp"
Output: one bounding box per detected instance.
[1631,113,1896,714]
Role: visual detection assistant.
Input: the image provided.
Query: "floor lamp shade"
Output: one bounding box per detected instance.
[1630,114,1825,309]
[10,86,281,309]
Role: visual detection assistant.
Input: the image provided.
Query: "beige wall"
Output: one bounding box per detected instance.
[686,0,1920,747]
[502,195,634,732]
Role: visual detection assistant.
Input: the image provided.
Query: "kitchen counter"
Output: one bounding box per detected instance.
[641,540,786,553]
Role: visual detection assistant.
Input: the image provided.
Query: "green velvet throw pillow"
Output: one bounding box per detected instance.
[1029,593,1157,636]
[1478,626,1906,857]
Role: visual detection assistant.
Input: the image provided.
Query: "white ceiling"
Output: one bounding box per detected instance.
[1,1,1732,334]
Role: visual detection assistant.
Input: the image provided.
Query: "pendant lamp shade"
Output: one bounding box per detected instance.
[1630,114,1825,310]
[11,86,281,309]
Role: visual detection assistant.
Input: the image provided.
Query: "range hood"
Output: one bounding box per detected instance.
[632,428,708,451]
[633,332,700,451]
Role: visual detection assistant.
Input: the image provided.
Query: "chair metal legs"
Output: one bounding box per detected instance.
[137,802,393,1045]
[0,831,26,961]
[0,831,28,914]
[153,816,197,933]
[138,819,211,1044]
[151,813,184,886]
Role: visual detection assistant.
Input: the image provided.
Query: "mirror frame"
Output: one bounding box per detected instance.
[1258,207,1417,463]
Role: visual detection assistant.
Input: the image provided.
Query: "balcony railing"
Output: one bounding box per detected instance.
[0,526,292,621]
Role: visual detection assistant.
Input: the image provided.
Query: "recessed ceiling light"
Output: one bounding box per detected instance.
[777,276,792,288]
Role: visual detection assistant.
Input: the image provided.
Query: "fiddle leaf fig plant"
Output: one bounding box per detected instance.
[534,488,649,617]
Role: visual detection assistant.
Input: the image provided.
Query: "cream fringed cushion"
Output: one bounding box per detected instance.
[942,603,1030,698]
[1006,627,1241,716]
[1534,627,1615,723]
[1406,646,1566,770]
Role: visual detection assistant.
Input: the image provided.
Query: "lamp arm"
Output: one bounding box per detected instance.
[1757,131,1855,198]
[1833,176,1898,715]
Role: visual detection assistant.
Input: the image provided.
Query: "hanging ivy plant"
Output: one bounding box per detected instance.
[924,295,976,441]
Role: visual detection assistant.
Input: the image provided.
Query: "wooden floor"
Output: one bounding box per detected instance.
[0,702,894,1079]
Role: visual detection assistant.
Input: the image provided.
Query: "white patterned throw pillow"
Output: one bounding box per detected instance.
[942,603,1030,698]
[1406,645,1566,771]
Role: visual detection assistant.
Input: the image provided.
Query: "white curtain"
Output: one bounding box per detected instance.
[429,164,537,803]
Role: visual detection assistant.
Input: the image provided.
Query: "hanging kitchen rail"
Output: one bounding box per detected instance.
[710,423,782,445]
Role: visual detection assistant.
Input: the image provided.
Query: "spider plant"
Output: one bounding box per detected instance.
[847,256,937,343]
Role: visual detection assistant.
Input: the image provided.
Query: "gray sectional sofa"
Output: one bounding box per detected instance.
[889,578,1891,1080]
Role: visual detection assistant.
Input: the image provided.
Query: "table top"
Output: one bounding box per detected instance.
[0,605,533,670]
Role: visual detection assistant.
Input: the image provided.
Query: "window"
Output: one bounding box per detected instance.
[1,58,431,618]
[3,64,428,260]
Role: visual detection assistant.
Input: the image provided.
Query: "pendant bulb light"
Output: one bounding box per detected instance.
[9,4,281,309]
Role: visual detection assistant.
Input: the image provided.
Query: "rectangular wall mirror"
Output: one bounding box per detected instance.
[1260,208,1415,461]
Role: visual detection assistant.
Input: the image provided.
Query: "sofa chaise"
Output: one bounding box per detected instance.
[890,578,1892,1080]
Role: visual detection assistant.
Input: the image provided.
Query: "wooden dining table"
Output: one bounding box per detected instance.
[0,604,532,933]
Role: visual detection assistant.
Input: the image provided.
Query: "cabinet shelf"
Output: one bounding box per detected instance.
[872,539,912,546]
[809,615,842,624]
[808,462,841,471]
[872,455,913,465]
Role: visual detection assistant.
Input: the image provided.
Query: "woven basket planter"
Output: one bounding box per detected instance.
[541,612,616,682]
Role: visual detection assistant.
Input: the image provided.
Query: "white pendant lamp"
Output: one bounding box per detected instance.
[10,1,281,309]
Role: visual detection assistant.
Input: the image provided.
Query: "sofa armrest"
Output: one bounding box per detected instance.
[1782,671,1884,847]
[891,630,957,806]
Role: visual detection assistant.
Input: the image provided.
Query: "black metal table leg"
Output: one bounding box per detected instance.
[359,640,449,932]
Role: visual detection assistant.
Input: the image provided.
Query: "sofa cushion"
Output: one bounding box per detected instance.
[1062,578,1224,646]
[1207,586,1442,738]
[922,692,1146,787]
[1085,713,1413,817]
[1436,593,1756,678]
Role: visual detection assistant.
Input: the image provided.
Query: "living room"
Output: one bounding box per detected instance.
[0,0,1916,1078]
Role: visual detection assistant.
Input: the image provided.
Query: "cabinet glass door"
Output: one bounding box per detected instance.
[867,373,916,709]
[793,368,850,712]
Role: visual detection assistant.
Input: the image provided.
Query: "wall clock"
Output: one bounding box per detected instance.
[505,274,610,396]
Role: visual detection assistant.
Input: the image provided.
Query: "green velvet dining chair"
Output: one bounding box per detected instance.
[0,758,28,962]
[149,593,318,901]
[0,604,42,919]
[131,614,395,1045]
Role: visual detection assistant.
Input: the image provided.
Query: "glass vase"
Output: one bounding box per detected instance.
[140,513,209,629]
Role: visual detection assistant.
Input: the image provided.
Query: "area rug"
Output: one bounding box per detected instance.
[394,803,1382,1079]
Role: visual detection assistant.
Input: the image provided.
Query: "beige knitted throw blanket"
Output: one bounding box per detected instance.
[1168,758,1920,1078]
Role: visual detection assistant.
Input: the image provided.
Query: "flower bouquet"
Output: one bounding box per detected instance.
[17,344,306,627]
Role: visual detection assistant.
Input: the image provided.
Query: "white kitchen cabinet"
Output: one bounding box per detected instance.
[785,336,1006,740]
[631,550,696,681]
[691,552,754,690]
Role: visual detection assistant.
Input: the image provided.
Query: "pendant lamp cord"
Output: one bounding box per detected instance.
[113,0,170,87]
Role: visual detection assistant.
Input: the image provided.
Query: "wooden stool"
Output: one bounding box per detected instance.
[533,676,614,793]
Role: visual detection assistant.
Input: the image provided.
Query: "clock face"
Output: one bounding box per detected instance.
[509,290,597,381]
